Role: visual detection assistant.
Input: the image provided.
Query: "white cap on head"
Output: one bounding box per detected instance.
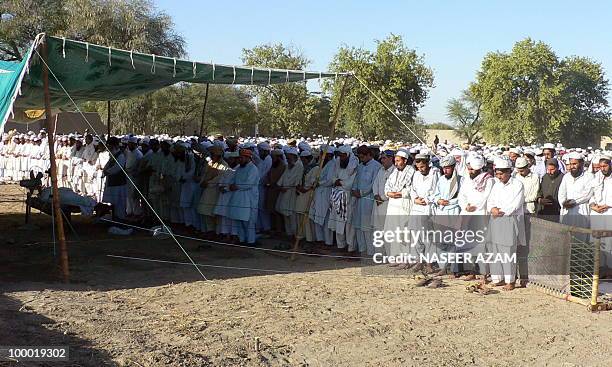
[467,155,485,170]
[285,147,299,156]
[338,145,352,154]
[600,154,612,161]
[515,157,529,169]
[257,142,271,151]
[440,155,456,167]
[396,149,410,159]
[566,151,584,160]
[543,143,555,150]
[299,150,312,157]
[494,157,513,169]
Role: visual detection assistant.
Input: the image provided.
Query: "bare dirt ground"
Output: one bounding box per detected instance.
[1,183,612,366]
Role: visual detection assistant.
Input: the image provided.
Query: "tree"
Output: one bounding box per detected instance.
[84,84,258,136]
[427,122,454,130]
[326,34,434,141]
[0,0,185,61]
[241,43,319,136]
[471,38,610,146]
[446,89,483,144]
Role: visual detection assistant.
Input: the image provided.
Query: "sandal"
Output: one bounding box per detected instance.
[415,277,433,287]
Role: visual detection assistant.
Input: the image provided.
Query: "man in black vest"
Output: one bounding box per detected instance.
[102,137,128,220]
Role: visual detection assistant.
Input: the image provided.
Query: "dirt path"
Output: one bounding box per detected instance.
[1,184,611,366]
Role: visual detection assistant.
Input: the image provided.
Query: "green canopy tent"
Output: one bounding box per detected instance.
[0,33,350,282]
[1,33,344,131]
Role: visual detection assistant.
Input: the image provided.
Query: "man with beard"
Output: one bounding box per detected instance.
[137,138,156,222]
[558,152,593,234]
[535,143,566,177]
[197,145,228,238]
[125,136,143,217]
[371,149,395,237]
[101,137,127,220]
[228,149,259,246]
[309,145,335,247]
[515,157,540,215]
[275,148,304,237]
[589,155,612,272]
[432,155,461,275]
[384,149,415,263]
[409,153,439,273]
[328,145,357,252]
[536,158,563,221]
[265,149,286,235]
[457,155,493,280]
[351,145,382,255]
[486,157,525,291]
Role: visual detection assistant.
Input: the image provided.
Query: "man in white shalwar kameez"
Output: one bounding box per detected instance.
[486,157,526,290]
[275,148,304,236]
[409,154,439,269]
[81,135,98,197]
[309,146,335,246]
[371,150,395,235]
[432,155,461,274]
[328,145,357,250]
[124,136,143,216]
[589,155,612,272]
[228,149,259,245]
[559,152,593,241]
[256,142,272,232]
[383,149,415,260]
[457,155,494,279]
[351,145,382,255]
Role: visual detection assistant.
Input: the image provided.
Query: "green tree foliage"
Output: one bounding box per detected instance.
[446,89,483,144]
[427,122,454,130]
[471,38,610,146]
[84,84,257,136]
[0,0,185,61]
[241,43,321,137]
[327,34,434,142]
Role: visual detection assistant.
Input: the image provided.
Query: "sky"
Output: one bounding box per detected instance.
[154,0,612,124]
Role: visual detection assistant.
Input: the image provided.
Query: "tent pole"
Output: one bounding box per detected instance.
[42,39,70,282]
[199,83,210,137]
[291,75,351,260]
[107,100,111,136]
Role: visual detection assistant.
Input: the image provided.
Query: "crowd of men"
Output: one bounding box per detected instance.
[0,129,611,290]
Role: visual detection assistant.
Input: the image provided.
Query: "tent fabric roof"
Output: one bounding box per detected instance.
[1,34,346,133]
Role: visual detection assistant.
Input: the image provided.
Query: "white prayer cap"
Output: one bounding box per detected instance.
[128,136,138,143]
[566,151,584,160]
[450,148,464,156]
[467,155,486,170]
[509,147,522,154]
[322,145,335,154]
[298,141,311,151]
[414,153,429,160]
[601,154,612,161]
[141,137,150,145]
[515,157,529,168]
[337,145,352,155]
[257,142,271,151]
[270,148,284,156]
[300,150,312,157]
[285,147,299,156]
[121,136,129,144]
[224,151,239,158]
[543,143,555,150]
[409,148,418,154]
[396,149,410,159]
[440,155,456,167]
[494,157,513,169]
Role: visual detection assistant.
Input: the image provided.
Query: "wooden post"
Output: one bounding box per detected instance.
[291,75,351,260]
[199,83,210,137]
[42,39,70,282]
[106,100,111,136]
